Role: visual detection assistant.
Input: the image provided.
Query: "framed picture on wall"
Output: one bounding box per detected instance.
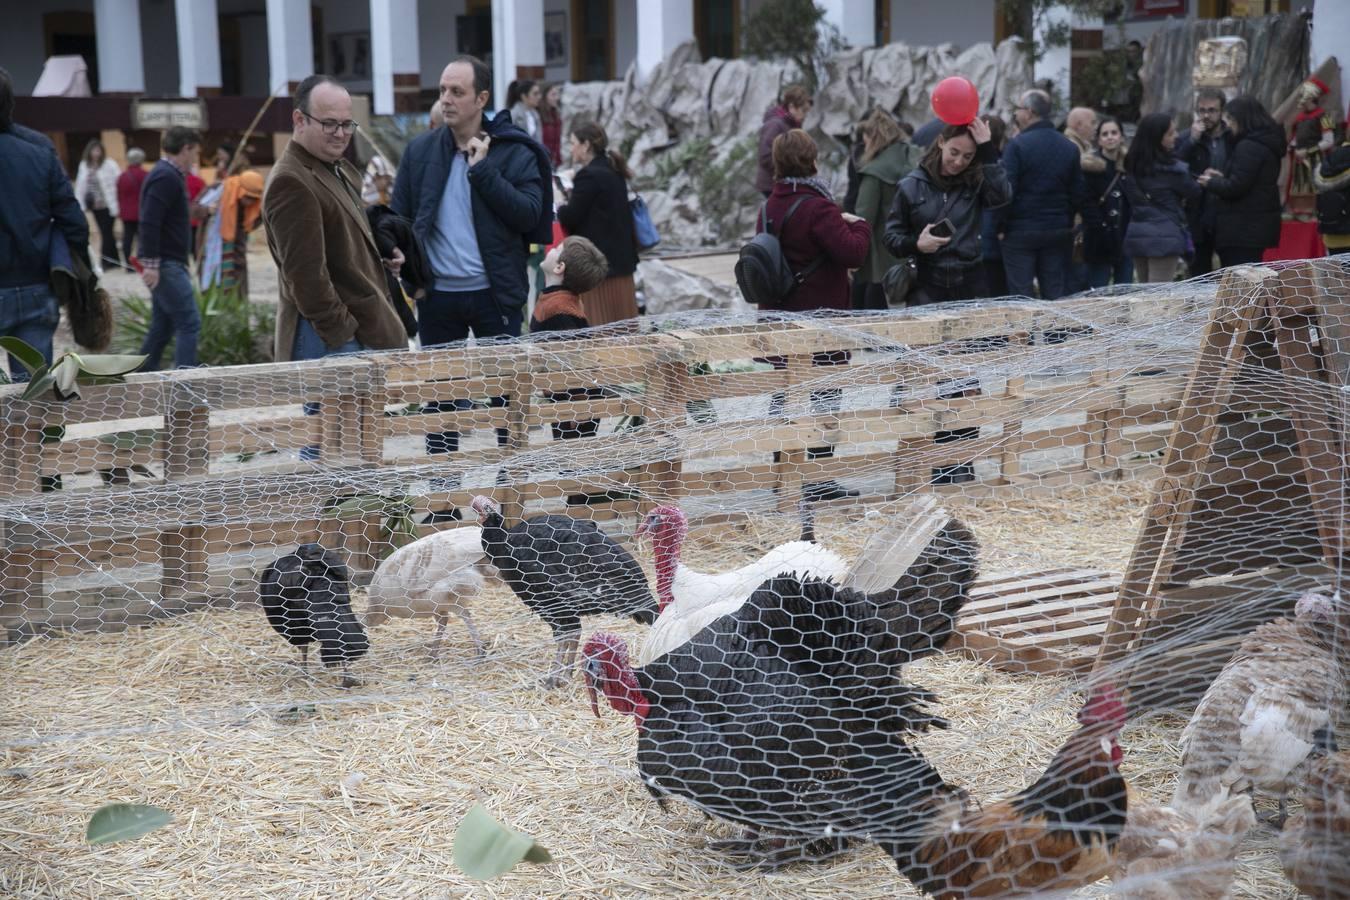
[545,11,567,68]
[329,31,370,81]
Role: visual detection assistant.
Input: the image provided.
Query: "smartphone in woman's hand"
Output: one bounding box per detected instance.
[930,218,955,239]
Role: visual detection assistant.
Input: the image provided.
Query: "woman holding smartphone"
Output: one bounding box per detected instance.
[883,118,1008,485]
[883,117,1010,304]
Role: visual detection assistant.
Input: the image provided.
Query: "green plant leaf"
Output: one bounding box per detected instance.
[53,358,80,398]
[86,803,172,845]
[328,496,392,519]
[19,370,57,401]
[272,704,319,725]
[452,804,552,880]
[0,337,47,376]
[41,425,66,444]
[77,355,148,377]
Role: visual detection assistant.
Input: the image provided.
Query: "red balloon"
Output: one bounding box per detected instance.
[932,77,980,126]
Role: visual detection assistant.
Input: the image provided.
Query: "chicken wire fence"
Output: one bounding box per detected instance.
[2,259,1348,898]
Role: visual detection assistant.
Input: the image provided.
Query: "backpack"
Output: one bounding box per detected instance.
[1316,184,1350,234]
[735,197,826,307]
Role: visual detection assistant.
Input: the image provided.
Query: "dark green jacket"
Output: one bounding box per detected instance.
[855,141,922,284]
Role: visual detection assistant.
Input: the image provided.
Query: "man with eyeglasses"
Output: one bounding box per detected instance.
[263,74,407,369]
[1175,87,1230,276]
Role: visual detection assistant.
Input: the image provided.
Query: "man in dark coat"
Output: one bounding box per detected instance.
[1196,97,1286,267]
[755,84,812,197]
[391,54,553,456]
[391,54,551,343]
[1174,88,1229,276]
[998,89,1086,300]
[0,66,90,380]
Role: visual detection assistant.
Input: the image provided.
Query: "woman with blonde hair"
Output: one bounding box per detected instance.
[853,108,922,309]
[75,138,123,271]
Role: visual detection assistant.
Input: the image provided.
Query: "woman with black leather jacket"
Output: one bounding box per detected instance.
[883,118,1008,485]
[883,117,1010,304]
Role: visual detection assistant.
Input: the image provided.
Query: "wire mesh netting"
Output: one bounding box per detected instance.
[2,260,1348,898]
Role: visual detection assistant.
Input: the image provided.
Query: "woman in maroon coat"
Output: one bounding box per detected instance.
[760,129,871,502]
[759,129,872,311]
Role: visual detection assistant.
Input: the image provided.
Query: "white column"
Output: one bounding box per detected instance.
[175,0,222,97]
[93,0,145,94]
[514,0,546,72]
[818,0,873,50]
[1034,3,1074,104]
[636,0,694,81]
[267,0,314,97]
[490,0,545,112]
[371,0,420,114]
[1311,1,1350,109]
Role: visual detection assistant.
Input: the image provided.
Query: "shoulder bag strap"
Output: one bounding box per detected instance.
[776,195,830,287]
[1099,171,1122,207]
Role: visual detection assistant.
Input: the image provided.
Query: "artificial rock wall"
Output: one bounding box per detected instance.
[561,38,1033,249]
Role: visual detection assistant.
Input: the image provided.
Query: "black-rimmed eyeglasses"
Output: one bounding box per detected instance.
[301,111,359,135]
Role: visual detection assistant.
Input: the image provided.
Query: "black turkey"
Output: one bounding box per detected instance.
[259,544,369,687]
[470,496,657,687]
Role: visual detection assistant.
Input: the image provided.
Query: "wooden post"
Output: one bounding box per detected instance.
[161,384,210,602]
[1,405,49,634]
[499,367,534,525]
[1095,268,1274,680]
[641,353,689,512]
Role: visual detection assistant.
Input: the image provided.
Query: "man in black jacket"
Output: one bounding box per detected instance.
[137,125,201,370]
[0,66,90,380]
[391,54,553,455]
[998,89,1085,300]
[1174,88,1229,276]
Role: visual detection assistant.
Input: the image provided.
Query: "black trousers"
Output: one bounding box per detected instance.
[1189,235,1218,277]
[419,288,523,455]
[913,264,989,305]
[92,208,120,269]
[1217,246,1266,267]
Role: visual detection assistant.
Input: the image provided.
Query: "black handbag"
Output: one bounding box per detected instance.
[881,257,918,306]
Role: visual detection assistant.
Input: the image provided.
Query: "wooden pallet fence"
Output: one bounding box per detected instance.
[0,292,1206,635]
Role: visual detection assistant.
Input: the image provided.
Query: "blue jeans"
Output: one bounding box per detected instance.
[0,282,61,382]
[1086,256,1134,289]
[140,260,200,370]
[294,318,365,461]
[1002,228,1074,299]
[418,288,522,455]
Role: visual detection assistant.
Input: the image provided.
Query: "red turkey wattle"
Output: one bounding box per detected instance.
[932,76,980,126]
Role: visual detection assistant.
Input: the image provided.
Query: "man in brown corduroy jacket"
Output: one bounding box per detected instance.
[264,74,406,363]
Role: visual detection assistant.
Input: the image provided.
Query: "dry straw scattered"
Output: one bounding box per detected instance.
[1,483,1323,898]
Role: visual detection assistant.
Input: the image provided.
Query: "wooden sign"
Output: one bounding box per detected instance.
[131,100,207,131]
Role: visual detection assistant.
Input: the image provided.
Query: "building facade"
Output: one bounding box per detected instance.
[4,0,1335,170]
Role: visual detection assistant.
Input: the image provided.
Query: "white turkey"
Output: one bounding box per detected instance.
[363,525,500,657]
[1173,590,1345,825]
[636,496,967,666]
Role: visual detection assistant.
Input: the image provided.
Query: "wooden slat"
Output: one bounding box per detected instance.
[1006,618,1109,648]
[962,583,1120,626]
